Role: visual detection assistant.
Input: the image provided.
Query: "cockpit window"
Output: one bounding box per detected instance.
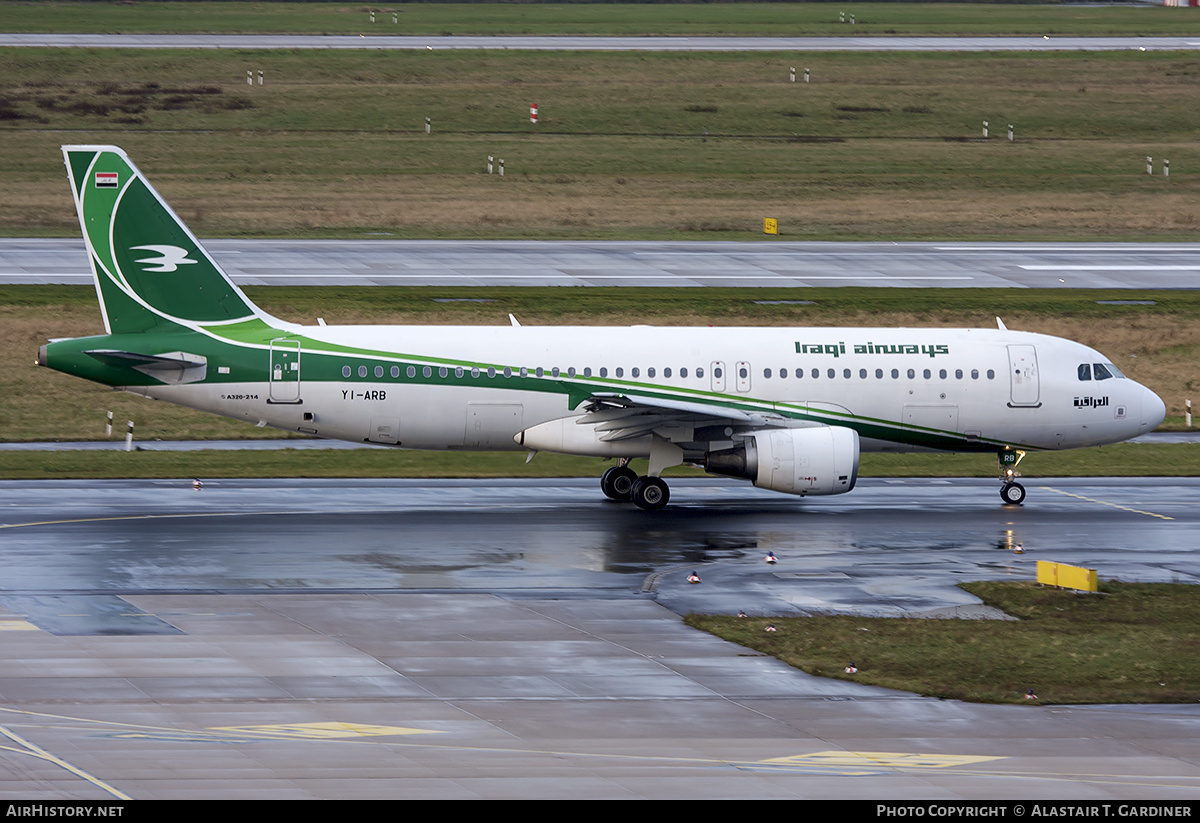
[1078,364,1092,381]
[1093,363,1118,381]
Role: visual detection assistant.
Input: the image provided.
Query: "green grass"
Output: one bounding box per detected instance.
[686,581,1200,704]
[2,49,1199,241]
[0,441,1194,480]
[5,2,1200,37]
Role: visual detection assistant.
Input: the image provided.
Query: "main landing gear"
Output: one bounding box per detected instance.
[998,449,1027,505]
[600,462,670,511]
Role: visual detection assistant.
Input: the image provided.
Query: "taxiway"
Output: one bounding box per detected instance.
[0,477,1196,799]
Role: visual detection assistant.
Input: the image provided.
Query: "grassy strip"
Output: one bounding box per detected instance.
[686,581,1200,705]
[0,442,1194,480]
[2,49,1199,241]
[11,283,1200,320]
[5,2,1200,37]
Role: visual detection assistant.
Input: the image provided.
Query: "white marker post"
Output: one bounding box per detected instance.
[257,70,263,86]
[1186,399,1192,428]
[125,421,134,452]
[487,156,493,174]
[983,120,988,138]
[1147,156,1153,175]
[425,117,431,134]
[1165,159,1170,177]
[804,67,810,83]
[370,11,375,23]
[106,411,113,437]
[790,67,796,83]
[1008,124,1014,142]
[247,70,252,86]
[499,159,504,177]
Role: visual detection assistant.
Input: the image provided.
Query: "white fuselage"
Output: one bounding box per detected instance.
[143,324,1164,457]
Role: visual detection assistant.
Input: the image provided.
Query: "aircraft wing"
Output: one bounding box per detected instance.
[581,392,785,443]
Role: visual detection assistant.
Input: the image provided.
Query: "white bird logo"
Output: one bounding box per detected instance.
[131,245,197,273]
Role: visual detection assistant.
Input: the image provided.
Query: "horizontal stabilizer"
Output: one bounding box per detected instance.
[85,349,208,384]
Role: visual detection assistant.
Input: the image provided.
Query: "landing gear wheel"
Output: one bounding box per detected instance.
[630,476,670,511]
[600,466,638,501]
[1001,482,1026,505]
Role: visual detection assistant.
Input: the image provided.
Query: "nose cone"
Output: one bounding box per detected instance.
[1140,385,1166,434]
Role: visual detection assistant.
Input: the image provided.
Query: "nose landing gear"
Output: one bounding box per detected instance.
[999,449,1027,505]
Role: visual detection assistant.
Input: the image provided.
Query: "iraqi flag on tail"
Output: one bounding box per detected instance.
[94,172,118,188]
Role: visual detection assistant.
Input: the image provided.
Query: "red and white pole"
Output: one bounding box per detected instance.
[530,103,538,124]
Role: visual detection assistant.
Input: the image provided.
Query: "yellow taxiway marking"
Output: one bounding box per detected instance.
[762,751,1004,769]
[0,619,40,631]
[1042,487,1175,520]
[208,722,441,739]
[0,724,132,800]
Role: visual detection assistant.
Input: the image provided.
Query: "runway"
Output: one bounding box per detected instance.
[5,239,1199,288]
[0,476,1197,799]
[3,34,1200,52]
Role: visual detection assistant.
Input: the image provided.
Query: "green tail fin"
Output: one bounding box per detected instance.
[63,145,267,335]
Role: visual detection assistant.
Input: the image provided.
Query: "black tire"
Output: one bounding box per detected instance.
[1001,482,1026,505]
[600,466,638,501]
[631,476,670,511]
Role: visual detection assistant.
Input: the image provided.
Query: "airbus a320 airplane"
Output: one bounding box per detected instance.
[39,146,1166,509]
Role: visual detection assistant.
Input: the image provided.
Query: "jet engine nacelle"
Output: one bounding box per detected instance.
[704,426,860,496]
